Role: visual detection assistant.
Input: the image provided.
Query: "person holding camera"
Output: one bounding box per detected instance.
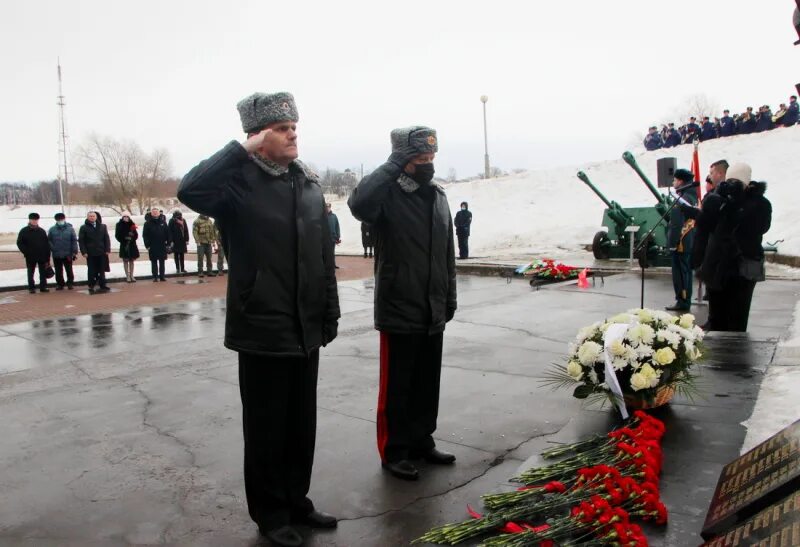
[698,163,772,331]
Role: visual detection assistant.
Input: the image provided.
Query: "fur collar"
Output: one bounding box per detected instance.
[251,154,320,184]
[397,173,442,194]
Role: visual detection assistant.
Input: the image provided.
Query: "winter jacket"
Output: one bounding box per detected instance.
[327,212,341,242]
[643,133,663,151]
[168,216,190,253]
[667,187,697,250]
[755,111,774,132]
[78,219,111,257]
[142,217,171,260]
[719,116,736,137]
[17,225,51,263]
[740,114,757,134]
[699,181,772,290]
[681,190,721,270]
[454,208,472,237]
[783,101,799,126]
[348,161,457,335]
[700,122,717,141]
[178,141,340,357]
[115,219,140,260]
[48,222,78,259]
[682,123,700,143]
[193,216,216,245]
[663,129,682,148]
[361,222,374,248]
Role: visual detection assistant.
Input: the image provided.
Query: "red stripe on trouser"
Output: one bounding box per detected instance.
[377,332,390,462]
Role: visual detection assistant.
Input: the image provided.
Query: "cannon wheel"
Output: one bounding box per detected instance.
[592,231,611,260]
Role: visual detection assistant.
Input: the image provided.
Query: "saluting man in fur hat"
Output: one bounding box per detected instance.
[178,92,340,547]
[348,126,457,481]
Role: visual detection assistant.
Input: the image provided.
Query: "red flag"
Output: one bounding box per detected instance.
[690,141,702,201]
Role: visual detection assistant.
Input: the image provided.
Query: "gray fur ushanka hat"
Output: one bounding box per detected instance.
[236,92,299,133]
[391,126,439,154]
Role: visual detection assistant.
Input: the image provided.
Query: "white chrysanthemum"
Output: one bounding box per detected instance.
[627,324,656,347]
[612,357,628,371]
[636,309,654,324]
[577,341,603,366]
[651,310,675,323]
[656,329,682,350]
[692,325,706,340]
[635,344,654,359]
[566,360,584,380]
[667,323,694,340]
[610,339,628,357]
[609,313,632,324]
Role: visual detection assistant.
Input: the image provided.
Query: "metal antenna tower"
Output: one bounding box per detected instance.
[56,58,70,212]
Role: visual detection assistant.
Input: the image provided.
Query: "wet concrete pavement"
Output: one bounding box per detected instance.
[0,273,798,546]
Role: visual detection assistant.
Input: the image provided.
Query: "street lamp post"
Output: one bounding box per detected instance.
[480,95,490,179]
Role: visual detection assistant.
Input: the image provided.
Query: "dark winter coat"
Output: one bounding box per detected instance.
[78,219,111,257]
[142,218,171,260]
[454,208,472,237]
[682,123,700,143]
[681,189,721,270]
[643,133,663,151]
[348,161,457,335]
[327,212,341,242]
[178,141,340,357]
[700,122,717,141]
[48,222,78,259]
[719,116,736,137]
[663,129,682,148]
[361,222,374,248]
[783,101,799,126]
[17,224,51,263]
[755,111,774,133]
[168,216,190,253]
[699,181,772,291]
[740,114,757,134]
[667,187,697,250]
[115,219,141,260]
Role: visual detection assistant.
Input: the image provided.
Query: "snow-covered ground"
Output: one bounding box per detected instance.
[1,126,798,260]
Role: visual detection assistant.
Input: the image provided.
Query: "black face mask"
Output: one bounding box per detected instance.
[410,163,435,185]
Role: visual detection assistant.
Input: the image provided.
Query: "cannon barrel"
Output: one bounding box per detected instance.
[577,171,613,209]
[621,151,666,203]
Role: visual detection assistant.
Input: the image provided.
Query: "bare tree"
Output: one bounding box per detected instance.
[77,135,172,214]
[446,168,458,182]
[670,93,721,123]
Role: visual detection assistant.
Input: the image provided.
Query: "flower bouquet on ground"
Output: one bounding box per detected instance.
[543,308,705,410]
[516,259,586,282]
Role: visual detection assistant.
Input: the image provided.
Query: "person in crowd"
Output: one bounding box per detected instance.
[213,218,226,275]
[178,91,340,546]
[326,203,341,269]
[719,110,736,137]
[772,103,788,126]
[659,124,669,143]
[454,201,472,259]
[755,105,774,132]
[115,212,140,283]
[643,126,663,150]
[17,212,51,294]
[48,212,78,290]
[348,125,457,482]
[665,169,697,312]
[143,206,170,282]
[168,209,189,274]
[682,117,701,143]
[700,116,717,141]
[361,222,374,258]
[663,123,682,147]
[78,211,110,294]
[193,214,216,277]
[740,107,757,134]
[699,163,772,331]
[783,95,799,126]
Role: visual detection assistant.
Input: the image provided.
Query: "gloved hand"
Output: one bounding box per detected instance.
[388,143,419,169]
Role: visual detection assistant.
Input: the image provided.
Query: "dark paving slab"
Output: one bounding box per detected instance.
[0,273,797,546]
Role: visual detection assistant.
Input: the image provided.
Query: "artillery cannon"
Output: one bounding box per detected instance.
[578,171,649,260]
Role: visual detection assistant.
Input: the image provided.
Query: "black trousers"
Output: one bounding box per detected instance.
[53,257,74,287]
[25,258,48,290]
[457,235,469,259]
[708,277,757,332]
[238,350,318,530]
[86,255,107,288]
[150,258,166,279]
[377,332,443,463]
[174,252,185,272]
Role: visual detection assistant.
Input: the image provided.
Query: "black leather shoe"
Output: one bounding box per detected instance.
[40,287,50,293]
[382,460,419,480]
[414,448,456,465]
[293,510,337,529]
[259,525,303,547]
[665,303,690,311]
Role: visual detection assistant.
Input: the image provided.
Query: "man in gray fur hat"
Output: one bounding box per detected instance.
[348,126,457,481]
[178,92,340,547]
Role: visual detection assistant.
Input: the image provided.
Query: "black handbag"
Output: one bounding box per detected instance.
[45,263,55,279]
[739,256,766,282]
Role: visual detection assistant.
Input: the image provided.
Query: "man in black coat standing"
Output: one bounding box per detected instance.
[454,201,472,259]
[17,212,51,294]
[178,91,339,547]
[665,169,697,312]
[348,125,457,482]
[78,211,111,294]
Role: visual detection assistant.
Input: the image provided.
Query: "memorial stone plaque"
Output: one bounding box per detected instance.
[700,492,800,546]
[702,420,800,539]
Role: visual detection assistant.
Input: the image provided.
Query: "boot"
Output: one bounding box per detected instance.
[123,260,130,282]
[129,260,136,282]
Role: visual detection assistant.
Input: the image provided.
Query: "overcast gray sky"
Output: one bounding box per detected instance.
[1,0,797,183]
